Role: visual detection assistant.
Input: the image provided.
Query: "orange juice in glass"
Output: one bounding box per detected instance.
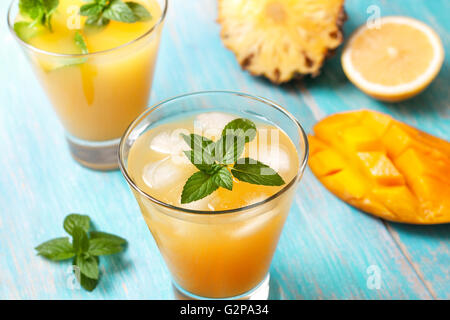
[119,92,309,299]
[8,0,167,169]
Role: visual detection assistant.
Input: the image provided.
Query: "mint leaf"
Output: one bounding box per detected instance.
[79,3,103,17]
[222,118,257,143]
[42,0,58,13]
[13,21,42,42]
[73,258,98,291]
[103,0,137,23]
[19,0,43,20]
[72,226,89,254]
[181,171,218,204]
[88,238,124,256]
[81,0,150,29]
[64,214,90,235]
[75,255,99,279]
[35,237,75,261]
[74,31,89,54]
[181,133,214,155]
[181,167,233,203]
[85,14,110,28]
[42,0,59,29]
[183,150,219,173]
[80,273,98,291]
[212,167,233,191]
[126,2,151,21]
[80,2,109,28]
[232,158,285,186]
[18,0,59,32]
[90,231,126,245]
[214,134,245,164]
[181,133,216,171]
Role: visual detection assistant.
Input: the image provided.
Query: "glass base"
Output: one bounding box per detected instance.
[66,135,120,171]
[172,273,270,300]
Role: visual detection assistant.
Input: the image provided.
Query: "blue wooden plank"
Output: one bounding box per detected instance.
[0,0,448,299]
[298,0,450,299]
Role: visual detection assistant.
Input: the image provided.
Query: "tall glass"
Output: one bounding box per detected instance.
[7,0,168,170]
[119,91,309,299]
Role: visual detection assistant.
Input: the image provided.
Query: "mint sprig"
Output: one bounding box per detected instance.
[14,0,59,41]
[19,0,59,30]
[80,0,152,29]
[35,213,127,292]
[180,118,285,204]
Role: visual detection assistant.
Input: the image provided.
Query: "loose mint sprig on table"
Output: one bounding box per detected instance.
[80,0,152,29]
[180,118,286,204]
[35,214,127,291]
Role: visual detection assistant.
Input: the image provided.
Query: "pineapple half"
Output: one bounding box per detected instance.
[218,0,346,84]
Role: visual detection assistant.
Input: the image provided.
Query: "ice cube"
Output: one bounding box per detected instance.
[143,156,188,189]
[179,194,217,211]
[247,139,291,173]
[149,129,191,164]
[150,129,190,155]
[258,146,290,173]
[194,112,237,140]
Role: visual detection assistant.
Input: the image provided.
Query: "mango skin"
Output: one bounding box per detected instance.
[308,109,450,224]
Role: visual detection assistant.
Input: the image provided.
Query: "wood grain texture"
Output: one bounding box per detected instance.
[0,0,448,299]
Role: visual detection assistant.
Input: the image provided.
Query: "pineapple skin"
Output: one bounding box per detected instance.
[218,0,347,84]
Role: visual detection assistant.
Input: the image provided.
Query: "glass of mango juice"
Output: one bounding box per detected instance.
[119,91,309,299]
[8,0,167,170]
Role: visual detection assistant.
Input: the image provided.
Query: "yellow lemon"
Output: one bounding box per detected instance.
[341,16,444,102]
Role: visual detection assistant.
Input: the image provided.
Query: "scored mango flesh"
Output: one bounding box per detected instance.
[308,110,450,224]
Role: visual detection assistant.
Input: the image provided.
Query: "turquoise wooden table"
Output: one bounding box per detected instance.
[1,0,449,300]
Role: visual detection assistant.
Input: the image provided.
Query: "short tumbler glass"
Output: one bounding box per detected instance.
[119,91,309,299]
[8,0,168,170]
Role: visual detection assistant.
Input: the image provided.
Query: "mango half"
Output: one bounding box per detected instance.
[308,110,450,224]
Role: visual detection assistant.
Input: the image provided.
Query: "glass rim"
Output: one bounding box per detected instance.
[119,90,309,215]
[7,0,168,57]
